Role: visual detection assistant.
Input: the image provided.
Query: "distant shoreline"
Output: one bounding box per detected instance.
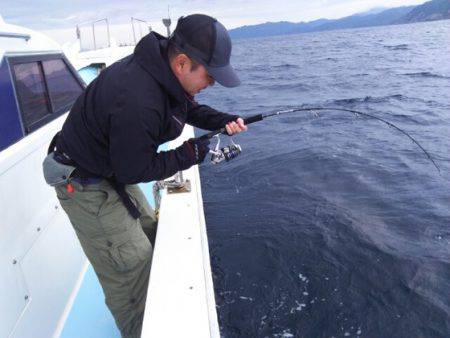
[229,0,450,39]
[230,18,450,41]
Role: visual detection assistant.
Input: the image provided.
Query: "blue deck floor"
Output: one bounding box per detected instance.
[60,265,120,338]
[61,182,155,337]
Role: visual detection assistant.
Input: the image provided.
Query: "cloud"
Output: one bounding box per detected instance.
[2,0,428,32]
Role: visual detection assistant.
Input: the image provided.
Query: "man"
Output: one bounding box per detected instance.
[44,14,246,338]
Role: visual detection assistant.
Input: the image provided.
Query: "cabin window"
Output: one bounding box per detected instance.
[42,59,83,112]
[79,63,105,85]
[10,55,84,134]
[13,62,52,131]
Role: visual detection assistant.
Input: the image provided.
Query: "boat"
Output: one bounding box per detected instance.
[0,14,219,338]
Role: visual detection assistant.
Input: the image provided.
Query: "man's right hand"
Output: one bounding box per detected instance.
[185,137,210,164]
[225,117,247,136]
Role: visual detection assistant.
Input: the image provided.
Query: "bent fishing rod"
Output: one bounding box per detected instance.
[200,107,441,175]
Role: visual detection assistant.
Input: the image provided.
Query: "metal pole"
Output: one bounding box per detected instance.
[92,23,96,49]
[167,5,171,37]
[106,18,111,47]
[176,171,184,183]
[162,18,171,37]
[131,17,136,45]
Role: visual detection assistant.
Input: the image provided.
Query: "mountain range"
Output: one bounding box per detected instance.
[229,0,450,39]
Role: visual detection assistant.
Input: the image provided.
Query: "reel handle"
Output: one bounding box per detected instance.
[199,114,263,140]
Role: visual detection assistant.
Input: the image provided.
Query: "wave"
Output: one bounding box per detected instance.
[350,73,370,77]
[401,72,450,79]
[259,83,311,91]
[238,63,300,72]
[384,44,409,50]
[316,57,339,62]
[330,94,407,105]
[271,64,301,70]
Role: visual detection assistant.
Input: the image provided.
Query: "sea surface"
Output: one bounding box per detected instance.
[197,20,450,338]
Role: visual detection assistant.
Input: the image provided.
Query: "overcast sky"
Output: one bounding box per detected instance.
[1,0,428,43]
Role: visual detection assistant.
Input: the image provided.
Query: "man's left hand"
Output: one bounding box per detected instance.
[225,118,248,136]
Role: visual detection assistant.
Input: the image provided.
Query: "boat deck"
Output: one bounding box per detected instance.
[59,127,219,338]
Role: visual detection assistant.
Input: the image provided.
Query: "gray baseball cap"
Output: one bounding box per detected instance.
[170,14,241,88]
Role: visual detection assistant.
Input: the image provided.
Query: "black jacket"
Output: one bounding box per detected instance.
[57,32,237,184]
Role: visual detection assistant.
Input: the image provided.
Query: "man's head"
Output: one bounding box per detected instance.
[168,14,240,95]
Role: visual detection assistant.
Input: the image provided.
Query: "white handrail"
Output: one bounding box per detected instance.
[0,31,30,41]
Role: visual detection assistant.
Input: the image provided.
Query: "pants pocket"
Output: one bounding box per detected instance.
[56,183,109,217]
[55,186,71,201]
[108,233,152,273]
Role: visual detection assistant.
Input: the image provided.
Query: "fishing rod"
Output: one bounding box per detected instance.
[201,107,441,175]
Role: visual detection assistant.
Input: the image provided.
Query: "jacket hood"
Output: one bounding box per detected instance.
[134,32,186,104]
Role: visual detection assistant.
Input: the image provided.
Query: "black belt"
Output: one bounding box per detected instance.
[49,132,141,219]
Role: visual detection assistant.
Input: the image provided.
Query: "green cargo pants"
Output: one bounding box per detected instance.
[55,180,157,338]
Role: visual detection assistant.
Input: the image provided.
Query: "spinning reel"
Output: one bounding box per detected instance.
[209,135,242,164]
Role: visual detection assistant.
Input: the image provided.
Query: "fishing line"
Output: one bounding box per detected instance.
[201,107,441,175]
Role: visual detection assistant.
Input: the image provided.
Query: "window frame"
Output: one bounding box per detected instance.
[8,53,85,134]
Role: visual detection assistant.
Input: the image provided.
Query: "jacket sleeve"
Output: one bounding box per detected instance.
[186,99,239,131]
[109,103,196,184]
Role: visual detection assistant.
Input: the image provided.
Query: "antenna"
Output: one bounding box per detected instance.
[162,5,171,37]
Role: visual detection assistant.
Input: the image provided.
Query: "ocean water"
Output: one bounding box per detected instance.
[197,20,450,338]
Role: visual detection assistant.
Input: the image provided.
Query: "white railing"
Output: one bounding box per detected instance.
[76,19,111,51]
[131,17,152,45]
[76,18,153,51]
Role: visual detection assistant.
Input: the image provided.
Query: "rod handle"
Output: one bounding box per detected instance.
[199,114,264,140]
[243,114,263,125]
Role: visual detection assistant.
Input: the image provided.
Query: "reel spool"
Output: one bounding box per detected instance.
[210,135,242,164]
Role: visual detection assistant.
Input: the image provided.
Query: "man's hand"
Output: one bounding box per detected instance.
[225,118,248,136]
